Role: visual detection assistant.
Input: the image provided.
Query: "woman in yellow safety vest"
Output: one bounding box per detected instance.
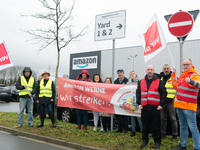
[36,71,56,128]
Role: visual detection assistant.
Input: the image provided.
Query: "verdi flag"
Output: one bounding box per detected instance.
[0,42,14,70]
[139,13,167,62]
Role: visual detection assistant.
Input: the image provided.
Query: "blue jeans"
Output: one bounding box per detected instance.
[76,109,88,127]
[40,104,53,115]
[177,108,200,149]
[131,116,143,132]
[17,97,33,126]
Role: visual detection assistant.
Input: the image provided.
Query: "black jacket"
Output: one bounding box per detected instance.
[136,74,167,109]
[114,77,128,84]
[36,79,55,104]
[160,71,174,104]
[16,67,36,98]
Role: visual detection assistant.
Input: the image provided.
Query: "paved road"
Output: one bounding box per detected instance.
[0,101,19,112]
[0,131,75,150]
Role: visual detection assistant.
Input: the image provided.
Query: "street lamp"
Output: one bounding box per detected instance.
[127,54,138,70]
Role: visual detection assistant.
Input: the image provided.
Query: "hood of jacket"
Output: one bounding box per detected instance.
[23,67,32,77]
[182,66,198,78]
[76,70,91,81]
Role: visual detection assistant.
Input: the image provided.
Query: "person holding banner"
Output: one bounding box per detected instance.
[160,64,178,140]
[136,65,167,149]
[92,73,103,131]
[99,77,112,133]
[36,71,56,128]
[76,70,92,130]
[114,69,129,133]
[127,70,143,137]
[171,59,200,150]
[16,67,36,128]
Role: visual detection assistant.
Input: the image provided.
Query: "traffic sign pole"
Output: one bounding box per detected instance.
[111,39,115,133]
[179,38,184,75]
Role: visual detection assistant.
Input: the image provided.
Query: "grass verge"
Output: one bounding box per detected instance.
[0,112,194,150]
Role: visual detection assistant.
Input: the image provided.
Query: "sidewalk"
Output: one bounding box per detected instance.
[0,125,105,150]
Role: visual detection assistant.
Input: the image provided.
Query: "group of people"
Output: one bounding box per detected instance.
[74,58,200,150]
[16,58,200,150]
[16,67,56,128]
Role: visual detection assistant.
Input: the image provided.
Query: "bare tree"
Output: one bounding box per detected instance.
[22,0,89,121]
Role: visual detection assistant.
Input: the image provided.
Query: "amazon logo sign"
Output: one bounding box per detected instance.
[72,56,98,70]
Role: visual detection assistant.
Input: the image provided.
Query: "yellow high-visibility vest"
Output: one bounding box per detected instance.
[161,77,176,99]
[39,79,52,97]
[18,76,34,96]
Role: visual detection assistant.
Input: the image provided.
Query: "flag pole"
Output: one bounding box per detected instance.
[167,44,175,68]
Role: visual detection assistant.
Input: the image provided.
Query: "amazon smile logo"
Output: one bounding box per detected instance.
[72,56,98,70]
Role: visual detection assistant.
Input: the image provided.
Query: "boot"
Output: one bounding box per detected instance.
[50,115,56,128]
[37,114,44,128]
[46,114,49,118]
[140,140,148,148]
[36,115,40,118]
[130,131,135,137]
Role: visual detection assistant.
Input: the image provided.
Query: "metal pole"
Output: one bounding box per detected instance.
[180,38,184,76]
[111,39,115,133]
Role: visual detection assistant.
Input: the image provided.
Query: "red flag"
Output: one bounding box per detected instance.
[0,42,14,70]
[139,14,167,62]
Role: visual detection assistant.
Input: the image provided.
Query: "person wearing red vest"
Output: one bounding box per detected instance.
[136,65,167,149]
[171,59,200,150]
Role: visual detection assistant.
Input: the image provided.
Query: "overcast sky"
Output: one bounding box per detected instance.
[0,0,200,79]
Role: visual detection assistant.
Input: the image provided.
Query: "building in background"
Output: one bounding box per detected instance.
[70,39,200,80]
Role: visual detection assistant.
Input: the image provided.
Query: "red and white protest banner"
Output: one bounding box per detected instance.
[0,42,14,70]
[57,77,141,117]
[139,13,167,62]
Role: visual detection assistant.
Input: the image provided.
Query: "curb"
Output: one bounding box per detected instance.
[0,125,105,150]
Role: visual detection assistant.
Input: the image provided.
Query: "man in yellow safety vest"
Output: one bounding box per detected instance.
[160,64,178,140]
[16,67,36,127]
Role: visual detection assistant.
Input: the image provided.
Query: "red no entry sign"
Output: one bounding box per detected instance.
[168,11,194,37]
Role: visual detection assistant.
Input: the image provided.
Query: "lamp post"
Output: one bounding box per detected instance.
[127,54,138,70]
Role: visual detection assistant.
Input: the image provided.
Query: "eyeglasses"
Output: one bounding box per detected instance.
[182,64,191,66]
[130,73,135,76]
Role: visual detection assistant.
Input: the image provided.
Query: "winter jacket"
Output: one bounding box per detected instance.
[114,77,128,85]
[76,70,92,82]
[99,112,111,117]
[171,66,200,111]
[160,71,175,104]
[136,74,167,109]
[16,67,36,98]
[126,75,139,85]
[36,78,55,104]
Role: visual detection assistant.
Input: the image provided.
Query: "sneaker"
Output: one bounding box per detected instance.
[130,131,135,137]
[103,130,107,133]
[100,126,104,132]
[172,144,187,150]
[36,115,40,118]
[93,126,97,131]
[76,126,81,129]
[140,140,148,149]
[115,129,123,133]
[124,129,128,133]
[154,142,161,149]
[82,126,87,130]
[172,135,177,140]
